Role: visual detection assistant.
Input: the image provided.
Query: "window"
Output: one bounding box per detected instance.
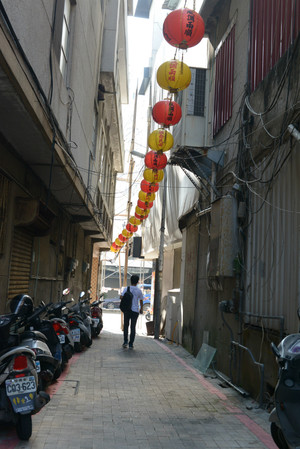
[59,0,72,78]
[213,25,235,136]
[249,0,300,92]
[187,68,206,116]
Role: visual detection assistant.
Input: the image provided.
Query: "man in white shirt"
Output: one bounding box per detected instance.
[120,275,143,349]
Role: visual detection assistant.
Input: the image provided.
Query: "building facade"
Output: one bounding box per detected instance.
[141,0,300,400]
[0,0,130,311]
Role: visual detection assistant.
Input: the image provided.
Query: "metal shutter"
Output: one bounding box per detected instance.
[7,228,33,300]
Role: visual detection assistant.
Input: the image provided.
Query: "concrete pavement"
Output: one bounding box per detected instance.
[0,311,277,449]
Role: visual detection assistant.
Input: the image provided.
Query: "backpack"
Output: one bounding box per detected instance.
[120,287,133,313]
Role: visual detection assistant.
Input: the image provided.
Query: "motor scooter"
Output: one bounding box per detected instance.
[0,296,50,440]
[11,299,62,389]
[269,309,300,449]
[46,289,75,368]
[65,293,92,352]
[90,298,104,337]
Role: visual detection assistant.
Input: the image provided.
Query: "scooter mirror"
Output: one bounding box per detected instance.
[80,291,85,298]
[63,288,70,296]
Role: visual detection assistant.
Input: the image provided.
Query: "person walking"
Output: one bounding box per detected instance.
[121,275,143,349]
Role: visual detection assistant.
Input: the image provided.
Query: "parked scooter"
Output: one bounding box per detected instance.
[90,297,104,337]
[0,296,50,440]
[269,309,300,449]
[10,297,62,389]
[65,292,92,352]
[46,289,75,368]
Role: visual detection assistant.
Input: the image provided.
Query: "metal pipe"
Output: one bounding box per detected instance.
[231,341,265,408]
[213,369,249,397]
[240,312,285,340]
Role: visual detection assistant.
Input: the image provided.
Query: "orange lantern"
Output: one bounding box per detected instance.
[141,180,159,193]
[152,100,182,127]
[148,128,174,152]
[122,229,133,238]
[138,191,156,202]
[157,60,191,93]
[163,8,205,49]
[145,151,167,170]
[144,169,164,183]
[129,216,141,226]
[126,223,138,233]
[137,199,153,210]
[110,245,118,253]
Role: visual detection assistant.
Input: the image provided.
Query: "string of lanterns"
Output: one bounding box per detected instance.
[110,4,205,254]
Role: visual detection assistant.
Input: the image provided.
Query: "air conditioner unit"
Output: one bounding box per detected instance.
[173,67,209,149]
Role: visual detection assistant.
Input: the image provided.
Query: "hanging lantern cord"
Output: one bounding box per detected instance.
[181,53,184,74]
[193,1,196,10]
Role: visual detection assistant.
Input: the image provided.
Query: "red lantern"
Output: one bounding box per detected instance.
[118,233,128,243]
[152,100,182,127]
[137,199,153,210]
[126,223,138,233]
[111,242,121,251]
[141,180,159,193]
[135,212,149,221]
[145,151,167,170]
[163,9,205,50]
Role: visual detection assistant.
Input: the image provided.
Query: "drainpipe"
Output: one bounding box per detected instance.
[154,171,167,339]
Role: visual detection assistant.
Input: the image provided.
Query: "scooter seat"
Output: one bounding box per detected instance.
[20,330,48,343]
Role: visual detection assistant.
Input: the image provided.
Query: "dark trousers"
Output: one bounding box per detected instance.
[123,311,139,344]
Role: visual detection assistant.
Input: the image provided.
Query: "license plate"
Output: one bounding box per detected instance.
[35,360,41,373]
[71,328,80,342]
[93,319,99,327]
[58,334,65,344]
[6,376,36,396]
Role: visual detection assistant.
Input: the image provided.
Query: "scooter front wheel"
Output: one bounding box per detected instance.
[270,422,289,449]
[16,413,32,440]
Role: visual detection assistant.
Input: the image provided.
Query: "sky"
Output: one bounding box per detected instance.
[113,16,153,230]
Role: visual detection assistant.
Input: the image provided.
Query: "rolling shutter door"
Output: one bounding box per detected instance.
[8,228,33,300]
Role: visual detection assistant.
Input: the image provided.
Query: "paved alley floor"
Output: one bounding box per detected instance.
[0,311,277,449]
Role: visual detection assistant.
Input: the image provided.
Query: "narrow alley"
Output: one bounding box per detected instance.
[0,312,277,449]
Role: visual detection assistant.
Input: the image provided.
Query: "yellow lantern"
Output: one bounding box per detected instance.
[148,128,174,152]
[157,59,191,93]
[129,216,141,226]
[110,246,118,253]
[115,238,124,247]
[143,169,164,184]
[122,229,133,238]
[138,191,156,202]
[135,206,150,216]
